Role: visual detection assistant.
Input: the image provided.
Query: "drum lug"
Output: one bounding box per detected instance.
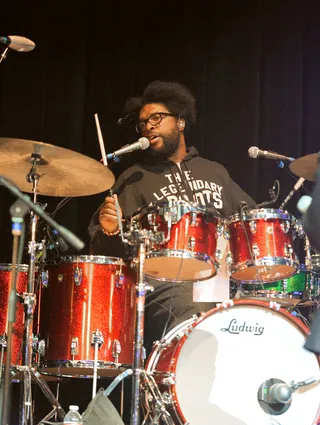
[280,221,291,234]
[190,212,198,227]
[226,252,234,271]
[115,271,124,288]
[73,266,82,285]
[161,374,175,386]
[188,236,196,250]
[249,220,257,234]
[147,212,157,227]
[112,339,121,365]
[0,333,7,349]
[216,224,224,237]
[252,243,260,257]
[32,335,46,358]
[70,337,79,358]
[215,248,222,261]
[284,243,293,258]
[41,269,49,287]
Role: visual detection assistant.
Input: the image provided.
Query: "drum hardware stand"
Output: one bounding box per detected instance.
[91,329,104,399]
[118,219,172,425]
[0,173,69,425]
[140,371,174,425]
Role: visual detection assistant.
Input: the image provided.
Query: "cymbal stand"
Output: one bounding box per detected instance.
[18,155,65,425]
[1,197,29,425]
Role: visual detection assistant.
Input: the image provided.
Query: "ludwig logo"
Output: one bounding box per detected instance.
[221,318,264,335]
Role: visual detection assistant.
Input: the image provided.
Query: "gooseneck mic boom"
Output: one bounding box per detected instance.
[0,35,35,52]
[106,137,150,160]
[248,146,294,162]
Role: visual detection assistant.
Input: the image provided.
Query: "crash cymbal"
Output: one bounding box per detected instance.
[289,152,319,182]
[0,138,115,197]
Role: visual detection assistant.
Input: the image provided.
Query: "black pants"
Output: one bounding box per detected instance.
[143,281,217,357]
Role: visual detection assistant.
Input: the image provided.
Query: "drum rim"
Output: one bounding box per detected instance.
[57,255,128,265]
[132,200,219,219]
[0,263,29,272]
[229,208,292,222]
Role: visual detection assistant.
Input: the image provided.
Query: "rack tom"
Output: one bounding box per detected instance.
[227,208,299,283]
[131,201,223,282]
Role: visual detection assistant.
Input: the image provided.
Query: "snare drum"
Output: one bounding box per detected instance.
[38,256,136,377]
[0,264,28,366]
[131,200,222,282]
[227,208,299,283]
[144,299,320,425]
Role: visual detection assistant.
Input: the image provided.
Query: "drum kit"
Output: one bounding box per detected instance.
[0,136,319,425]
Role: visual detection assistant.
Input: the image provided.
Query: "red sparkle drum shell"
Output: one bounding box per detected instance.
[131,201,221,282]
[228,208,299,283]
[145,299,320,425]
[0,263,28,366]
[38,256,136,377]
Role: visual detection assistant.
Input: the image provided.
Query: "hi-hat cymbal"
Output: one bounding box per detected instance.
[0,138,115,197]
[289,152,319,182]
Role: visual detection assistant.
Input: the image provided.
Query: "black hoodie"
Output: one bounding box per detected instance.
[88,146,255,256]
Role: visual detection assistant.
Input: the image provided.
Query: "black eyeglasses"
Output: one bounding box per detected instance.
[135,112,177,134]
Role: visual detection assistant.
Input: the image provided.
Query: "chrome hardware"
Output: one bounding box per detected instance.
[280,221,291,234]
[284,243,293,258]
[112,339,121,359]
[73,266,82,285]
[71,337,79,358]
[223,228,230,240]
[249,220,257,234]
[162,375,175,386]
[252,243,260,257]
[115,270,124,288]
[41,269,49,287]
[161,391,173,405]
[266,226,273,235]
[226,252,234,271]
[215,248,222,261]
[57,273,64,282]
[188,236,196,250]
[190,212,198,227]
[91,329,104,347]
[216,224,224,237]
[0,333,7,348]
[147,213,157,227]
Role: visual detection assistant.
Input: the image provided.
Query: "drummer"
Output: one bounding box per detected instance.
[88,80,255,354]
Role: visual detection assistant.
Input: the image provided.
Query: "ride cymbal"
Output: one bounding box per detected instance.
[0,138,115,197]
[289,153,319,182]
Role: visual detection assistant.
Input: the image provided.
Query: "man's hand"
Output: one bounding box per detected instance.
[99,195,123,234]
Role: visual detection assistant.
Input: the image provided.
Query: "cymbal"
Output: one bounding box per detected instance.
[289,152,319,182]
[0,138,115,197]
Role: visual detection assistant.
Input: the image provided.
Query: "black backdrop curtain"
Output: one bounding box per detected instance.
[0,0,319,261]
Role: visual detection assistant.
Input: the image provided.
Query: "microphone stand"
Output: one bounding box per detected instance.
[1,199,28,425]
[0,47,9,64]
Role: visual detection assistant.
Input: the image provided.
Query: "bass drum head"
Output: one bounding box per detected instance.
[173,300,320,425]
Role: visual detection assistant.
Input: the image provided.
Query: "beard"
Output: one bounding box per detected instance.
[147,127,180,159]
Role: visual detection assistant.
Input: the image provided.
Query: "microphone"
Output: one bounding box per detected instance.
[279,177,305,209]
[106,137,150,160]
[0,35,35,52]
[47,229,69,253]
[248,146,294,162]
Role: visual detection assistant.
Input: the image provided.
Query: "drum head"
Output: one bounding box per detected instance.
[173,300,320,425]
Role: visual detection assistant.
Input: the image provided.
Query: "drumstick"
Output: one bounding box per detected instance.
[94,113,108,166]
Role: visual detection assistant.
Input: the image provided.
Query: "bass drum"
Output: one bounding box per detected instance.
[144,299,320,425]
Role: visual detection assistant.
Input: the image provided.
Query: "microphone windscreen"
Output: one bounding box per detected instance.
[248,146,259,158]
